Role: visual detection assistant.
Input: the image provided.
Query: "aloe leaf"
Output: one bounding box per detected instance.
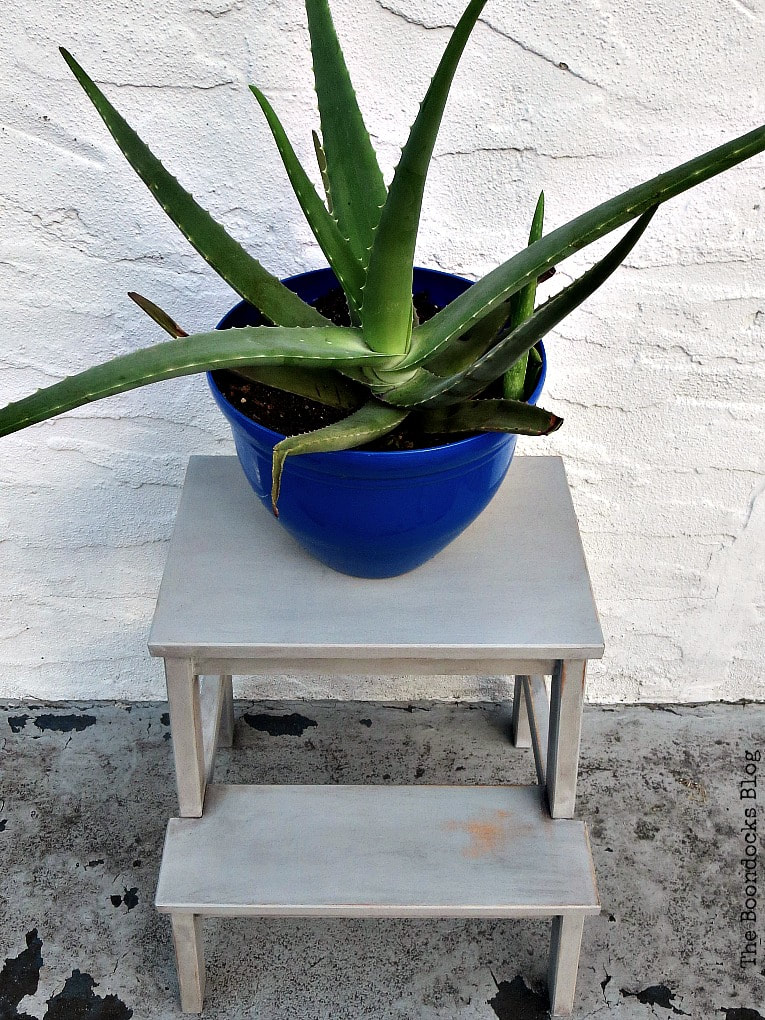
[424,288,537,379]
[306,0,387,266]
[500,339,527,401]
[312,130,334,213]
[378,207,657,407]
[509,192,546,330]
[128,291,188,338]
[232,365,364,411]
[419,398,562,436]
[424,301,505,378]
[425,265,554,380]
[128,291,362,409]
[271,399,407,513]
[503,191,545,400]
[250,86,364,315]
[0,326,387,438]
[407,120,765,365]
[59,48,326,328]
[361,0,488,355]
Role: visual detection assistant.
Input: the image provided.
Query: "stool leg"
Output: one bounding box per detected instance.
[218,675,234,748]
[165,658,206,817]
[546,659,586,818]
[171,913,205,1013]
[523,675,551,786]
[511,675,532,747]
[548,914,585,1016]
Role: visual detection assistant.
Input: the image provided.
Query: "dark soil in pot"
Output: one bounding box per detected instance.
[212,286,542,451]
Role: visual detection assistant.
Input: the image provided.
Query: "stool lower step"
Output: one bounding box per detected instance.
[156,783,597,1015]
[155,783,599,917]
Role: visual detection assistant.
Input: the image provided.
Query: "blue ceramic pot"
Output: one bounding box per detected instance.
[208,267,546,578]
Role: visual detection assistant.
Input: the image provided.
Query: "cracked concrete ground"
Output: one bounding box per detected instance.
[1,699,763,1019]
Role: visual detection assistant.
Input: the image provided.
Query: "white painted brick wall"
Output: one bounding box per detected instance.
[0,0,763,702]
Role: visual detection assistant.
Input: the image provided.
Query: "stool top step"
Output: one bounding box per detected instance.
[148,455,603,662]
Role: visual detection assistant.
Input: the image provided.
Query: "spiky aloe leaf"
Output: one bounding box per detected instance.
[271,399,408,513]
[361,0,488,354]
[306,0,387,266]
[231,364,364,411]
[503,191,545,400]
[424,299,507,379]
[419,398,562,436]
[425,268,556,380]
[0,326,387,438]
[312,130,334,213]
[378,207,657,407]
[250,86,364,316]
[59,48,325,328]
[406,121,765,366]
[128,291,363,410]
[424,271,551,380]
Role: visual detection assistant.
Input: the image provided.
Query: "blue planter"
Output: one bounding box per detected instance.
[208,267,546,578]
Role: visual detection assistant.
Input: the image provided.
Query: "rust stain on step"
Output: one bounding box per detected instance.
[444,809,512,858]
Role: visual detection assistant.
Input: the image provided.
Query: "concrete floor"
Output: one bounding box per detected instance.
[0,698,763,1020]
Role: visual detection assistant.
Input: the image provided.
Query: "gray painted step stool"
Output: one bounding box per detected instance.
[149,455,604,1015]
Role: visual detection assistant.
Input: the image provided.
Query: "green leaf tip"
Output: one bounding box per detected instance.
[306,0,387,268]
[128,292,188,339]
[249,83,364,314]
[503,190,546,400]
[420,398,562,437]
[361,0,490,355]
[59,47,327,328]
[271,399,407,513]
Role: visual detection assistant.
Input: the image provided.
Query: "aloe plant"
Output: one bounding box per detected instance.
[1,0,764,514]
